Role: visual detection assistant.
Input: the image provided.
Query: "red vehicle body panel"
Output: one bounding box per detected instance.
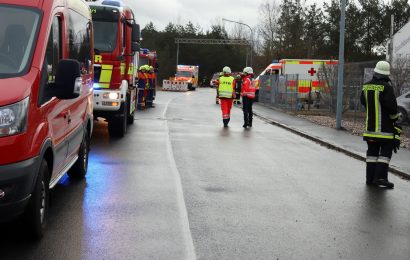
[0,0,94,226]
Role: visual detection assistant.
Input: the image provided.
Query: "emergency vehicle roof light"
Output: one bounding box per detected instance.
[102,0,124,7]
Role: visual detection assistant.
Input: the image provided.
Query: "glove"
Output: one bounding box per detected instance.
[393,124,402,153]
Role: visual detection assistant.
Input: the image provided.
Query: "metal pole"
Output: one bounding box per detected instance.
[176,42,180,68]
[222,18,253,67]
[336,0,346,129]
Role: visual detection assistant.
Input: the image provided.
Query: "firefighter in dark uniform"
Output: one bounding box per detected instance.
[360,61,401,188]
[137,65,147,110]
[234,74,242,105]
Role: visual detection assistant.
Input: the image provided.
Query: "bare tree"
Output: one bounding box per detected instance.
[390,56,410,96]
[257,0,280,61]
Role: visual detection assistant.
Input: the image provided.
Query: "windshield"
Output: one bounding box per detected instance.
[176,71,193,78]
[93,20,118,52]
[0,5,40,78]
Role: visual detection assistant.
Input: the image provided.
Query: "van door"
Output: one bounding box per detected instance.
[65,11,93,163]
[41,16,69,175]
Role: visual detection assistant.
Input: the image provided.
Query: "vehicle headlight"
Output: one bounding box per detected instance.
[0,97,29,137]
[103,92,120,100]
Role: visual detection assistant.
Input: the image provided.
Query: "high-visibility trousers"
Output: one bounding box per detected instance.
[220,98,233,119]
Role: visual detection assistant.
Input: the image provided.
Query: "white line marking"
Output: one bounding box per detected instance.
[162,97,197,260]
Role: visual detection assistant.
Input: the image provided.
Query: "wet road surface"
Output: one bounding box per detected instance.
[1,89,409,259]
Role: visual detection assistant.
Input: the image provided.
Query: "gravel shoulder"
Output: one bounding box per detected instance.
[296,114,410,149]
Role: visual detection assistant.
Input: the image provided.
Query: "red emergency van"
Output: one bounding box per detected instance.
[0,0,94,238]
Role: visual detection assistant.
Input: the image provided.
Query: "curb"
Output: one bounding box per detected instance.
[252,110,410,181]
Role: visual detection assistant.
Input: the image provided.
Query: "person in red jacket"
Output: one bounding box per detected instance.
[218,66,236,127]
[241,67,256,128]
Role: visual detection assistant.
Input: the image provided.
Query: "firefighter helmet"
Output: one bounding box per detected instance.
[243,67,253,74]
[374,61,390,76]
[222,66,231,74]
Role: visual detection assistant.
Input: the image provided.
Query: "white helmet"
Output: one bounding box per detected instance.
[243,67,253,74]
[374,61,390,76]
[222,66,231,74]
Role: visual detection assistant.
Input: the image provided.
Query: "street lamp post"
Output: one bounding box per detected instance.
[336,0,346,129]
[222,18,253,67]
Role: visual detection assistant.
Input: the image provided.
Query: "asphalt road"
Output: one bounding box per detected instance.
[1,89,409,260]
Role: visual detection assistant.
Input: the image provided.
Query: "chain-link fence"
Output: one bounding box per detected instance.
[258,61,378,118]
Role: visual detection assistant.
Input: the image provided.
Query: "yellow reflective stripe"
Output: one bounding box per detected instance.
[128,63,134,75]
[312,61,323,65]
[298,80,310,87]
[99,64,113,84]
[286,61,299,64]
[97,83,110,88]
[363,133,394,139]
[375,91,379,132]
[365,91,369,130]
[363,84,384,91]
[390,113,399,120]
[120,62,126,76]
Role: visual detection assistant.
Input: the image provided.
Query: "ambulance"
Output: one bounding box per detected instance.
[175,65,199,90]
[256,59,338,97]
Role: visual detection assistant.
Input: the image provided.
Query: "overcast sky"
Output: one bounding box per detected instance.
[123,0,329,32]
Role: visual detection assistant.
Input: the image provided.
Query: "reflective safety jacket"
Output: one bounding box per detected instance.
[241,75,256,99]
[218,75,235,98]
[360,75,399,141]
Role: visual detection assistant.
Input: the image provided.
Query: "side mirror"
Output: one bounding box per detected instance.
[132,24,141,42]
[132,42,140,52]
[54,59,81,99]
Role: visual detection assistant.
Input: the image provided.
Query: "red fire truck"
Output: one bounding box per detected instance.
[88,0,141,137]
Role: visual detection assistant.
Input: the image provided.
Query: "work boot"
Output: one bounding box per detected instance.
[366,162,376,185]
[243,122,248,128]
[223,119,228,127]
[374,179,394,189]
[248,120,252,127]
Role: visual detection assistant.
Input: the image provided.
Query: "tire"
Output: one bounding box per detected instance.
[127,94,134,125]
[108,102,127,137]
[397,107,408,124]
[25,159,49,239]
[67,128,90,179]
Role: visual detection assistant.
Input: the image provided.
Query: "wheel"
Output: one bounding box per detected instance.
[108,102,127,137]
[127,112,134,125]
[67,128,90,179]
[25,159,49,239]
[397,107,408,124]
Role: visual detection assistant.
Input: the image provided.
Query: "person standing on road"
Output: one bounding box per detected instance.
[241,67,256,128]
[215,72,223,104]
[218,66,236,127]
[360,61,401,189]
[137,65,147,110]
[146,66,155,108]
[234,74,242,105]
